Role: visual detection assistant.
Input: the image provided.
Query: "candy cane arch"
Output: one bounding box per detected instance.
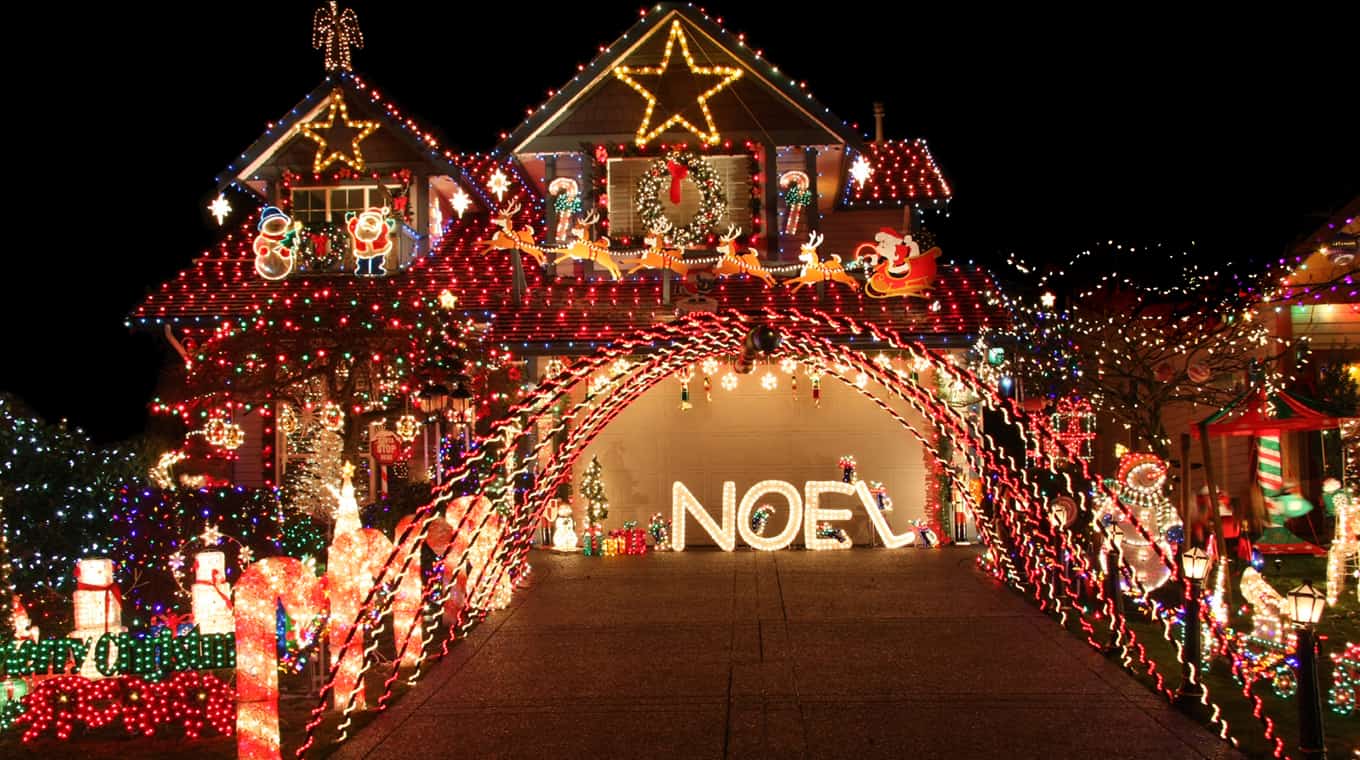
[234,558,327,760]
[289,309,1293,758]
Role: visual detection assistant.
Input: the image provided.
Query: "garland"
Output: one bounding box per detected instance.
[635,151,727,246]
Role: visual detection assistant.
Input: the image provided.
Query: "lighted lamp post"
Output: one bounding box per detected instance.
[1175,546,1210,704]
[1287,580,1327,760]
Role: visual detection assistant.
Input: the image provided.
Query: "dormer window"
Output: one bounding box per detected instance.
[290,184,401,223]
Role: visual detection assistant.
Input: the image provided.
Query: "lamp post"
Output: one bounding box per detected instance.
[1286,579,1327,760]
[1176,546,1210,704]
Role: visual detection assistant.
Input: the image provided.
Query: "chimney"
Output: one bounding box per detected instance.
[873,102,885,144]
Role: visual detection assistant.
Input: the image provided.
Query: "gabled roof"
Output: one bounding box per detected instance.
[132,198,1007,350]
[839,139,953,209]
[133,153,541,329]
[216,71,498,209]
[499,4,864,154]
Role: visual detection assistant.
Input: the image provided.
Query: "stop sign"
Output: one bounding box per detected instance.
[370,430,401,465]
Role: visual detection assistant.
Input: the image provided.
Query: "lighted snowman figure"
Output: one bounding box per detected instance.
[71,558,126,678]
[552,502,578,551]
[1095,453,1182,593]
[191,551,234,634]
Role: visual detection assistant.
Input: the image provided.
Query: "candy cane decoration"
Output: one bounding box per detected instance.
[391,514,453,667]
[780,170,812,235]
[234,558,327,760]
[327,528,395,711]
[548,177,581,242]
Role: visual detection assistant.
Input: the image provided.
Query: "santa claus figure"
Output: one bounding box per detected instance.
[855,228,940,299]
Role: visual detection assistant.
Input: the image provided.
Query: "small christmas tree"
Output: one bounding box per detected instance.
[581,456,609,528]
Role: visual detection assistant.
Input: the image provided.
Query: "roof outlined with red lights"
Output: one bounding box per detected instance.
[840,140,953,209]
[133,197,1007,350]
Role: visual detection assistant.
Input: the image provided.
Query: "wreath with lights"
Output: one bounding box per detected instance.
[635,151,727,247]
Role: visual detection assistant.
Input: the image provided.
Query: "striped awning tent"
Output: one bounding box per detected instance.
[1192,388,1347,439]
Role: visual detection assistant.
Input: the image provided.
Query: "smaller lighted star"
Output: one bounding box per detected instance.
[487,169,510,202]
[200,524,223,546]
[451,188,472,218]
[438,289,458,310]
[1040,291,1056,309]
[850,156,873,186]
[761,372,778,391]
[342,461,356,479]
[208,194,232,226]
[855,372,870,389]
[721,372,738,391]
[167,551,186,572]
[238,546,255,564]
[701,358,720,376]
[779,357,798,374]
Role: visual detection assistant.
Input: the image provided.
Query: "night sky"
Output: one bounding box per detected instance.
[3,2,1356,443]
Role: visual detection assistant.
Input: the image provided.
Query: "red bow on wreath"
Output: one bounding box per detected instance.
[310,232,330,256]
[666,160,689,204]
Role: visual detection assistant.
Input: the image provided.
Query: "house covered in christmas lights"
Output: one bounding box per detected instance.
[130,4,1009,543]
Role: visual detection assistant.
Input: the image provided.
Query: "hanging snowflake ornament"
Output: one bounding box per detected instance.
[721,372,739,391]
[701,358,720,377]
[850,156,873,186]
[200,524,224,546]
[451,188,471,218]
[208,194,232,226]
[779,357,798,374]
[167,551,186,573]
[761,371,778,391]
[487,168,510,202]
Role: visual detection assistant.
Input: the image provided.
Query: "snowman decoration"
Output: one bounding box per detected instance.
[191,551,234,634]
[1094,453,1183,594]
[854,228,940,299]
[253,205,301,281]
[551,502,579,551]
[71,558,126,678]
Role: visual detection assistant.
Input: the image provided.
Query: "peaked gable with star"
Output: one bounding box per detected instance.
[502,5,863,154]
[218,72,491,209]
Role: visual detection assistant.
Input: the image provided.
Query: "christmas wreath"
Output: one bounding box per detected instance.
[635,151,727,247]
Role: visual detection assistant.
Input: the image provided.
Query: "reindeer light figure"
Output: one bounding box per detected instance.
[628,219,689,277]
[711,225,776,287]
[478,200,545,265]
[552,210,622,280]
[783,232,860,292]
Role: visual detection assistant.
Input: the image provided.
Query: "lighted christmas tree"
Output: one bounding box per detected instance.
[581,456,608,528]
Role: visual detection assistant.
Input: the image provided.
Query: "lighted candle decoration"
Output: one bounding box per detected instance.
[234,558,327,760]
[71,558,125,679]
[191,551,234,635]
[327,528,395,710]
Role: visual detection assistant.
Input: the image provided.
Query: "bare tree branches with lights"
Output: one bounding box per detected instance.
[990,242,1308,458]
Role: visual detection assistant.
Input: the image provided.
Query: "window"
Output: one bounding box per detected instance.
[606,156,751,241]
[289,185,403,223]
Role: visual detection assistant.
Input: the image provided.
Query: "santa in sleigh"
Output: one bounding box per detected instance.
[854,228,940,299]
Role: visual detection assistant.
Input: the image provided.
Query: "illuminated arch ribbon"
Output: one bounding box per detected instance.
[289,310,1283,758]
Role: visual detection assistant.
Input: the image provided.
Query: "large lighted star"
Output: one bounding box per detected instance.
[296,90,379,174]
[613,20,743,147]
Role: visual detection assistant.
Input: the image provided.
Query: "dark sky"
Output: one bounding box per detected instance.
[3,2,1356,443]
